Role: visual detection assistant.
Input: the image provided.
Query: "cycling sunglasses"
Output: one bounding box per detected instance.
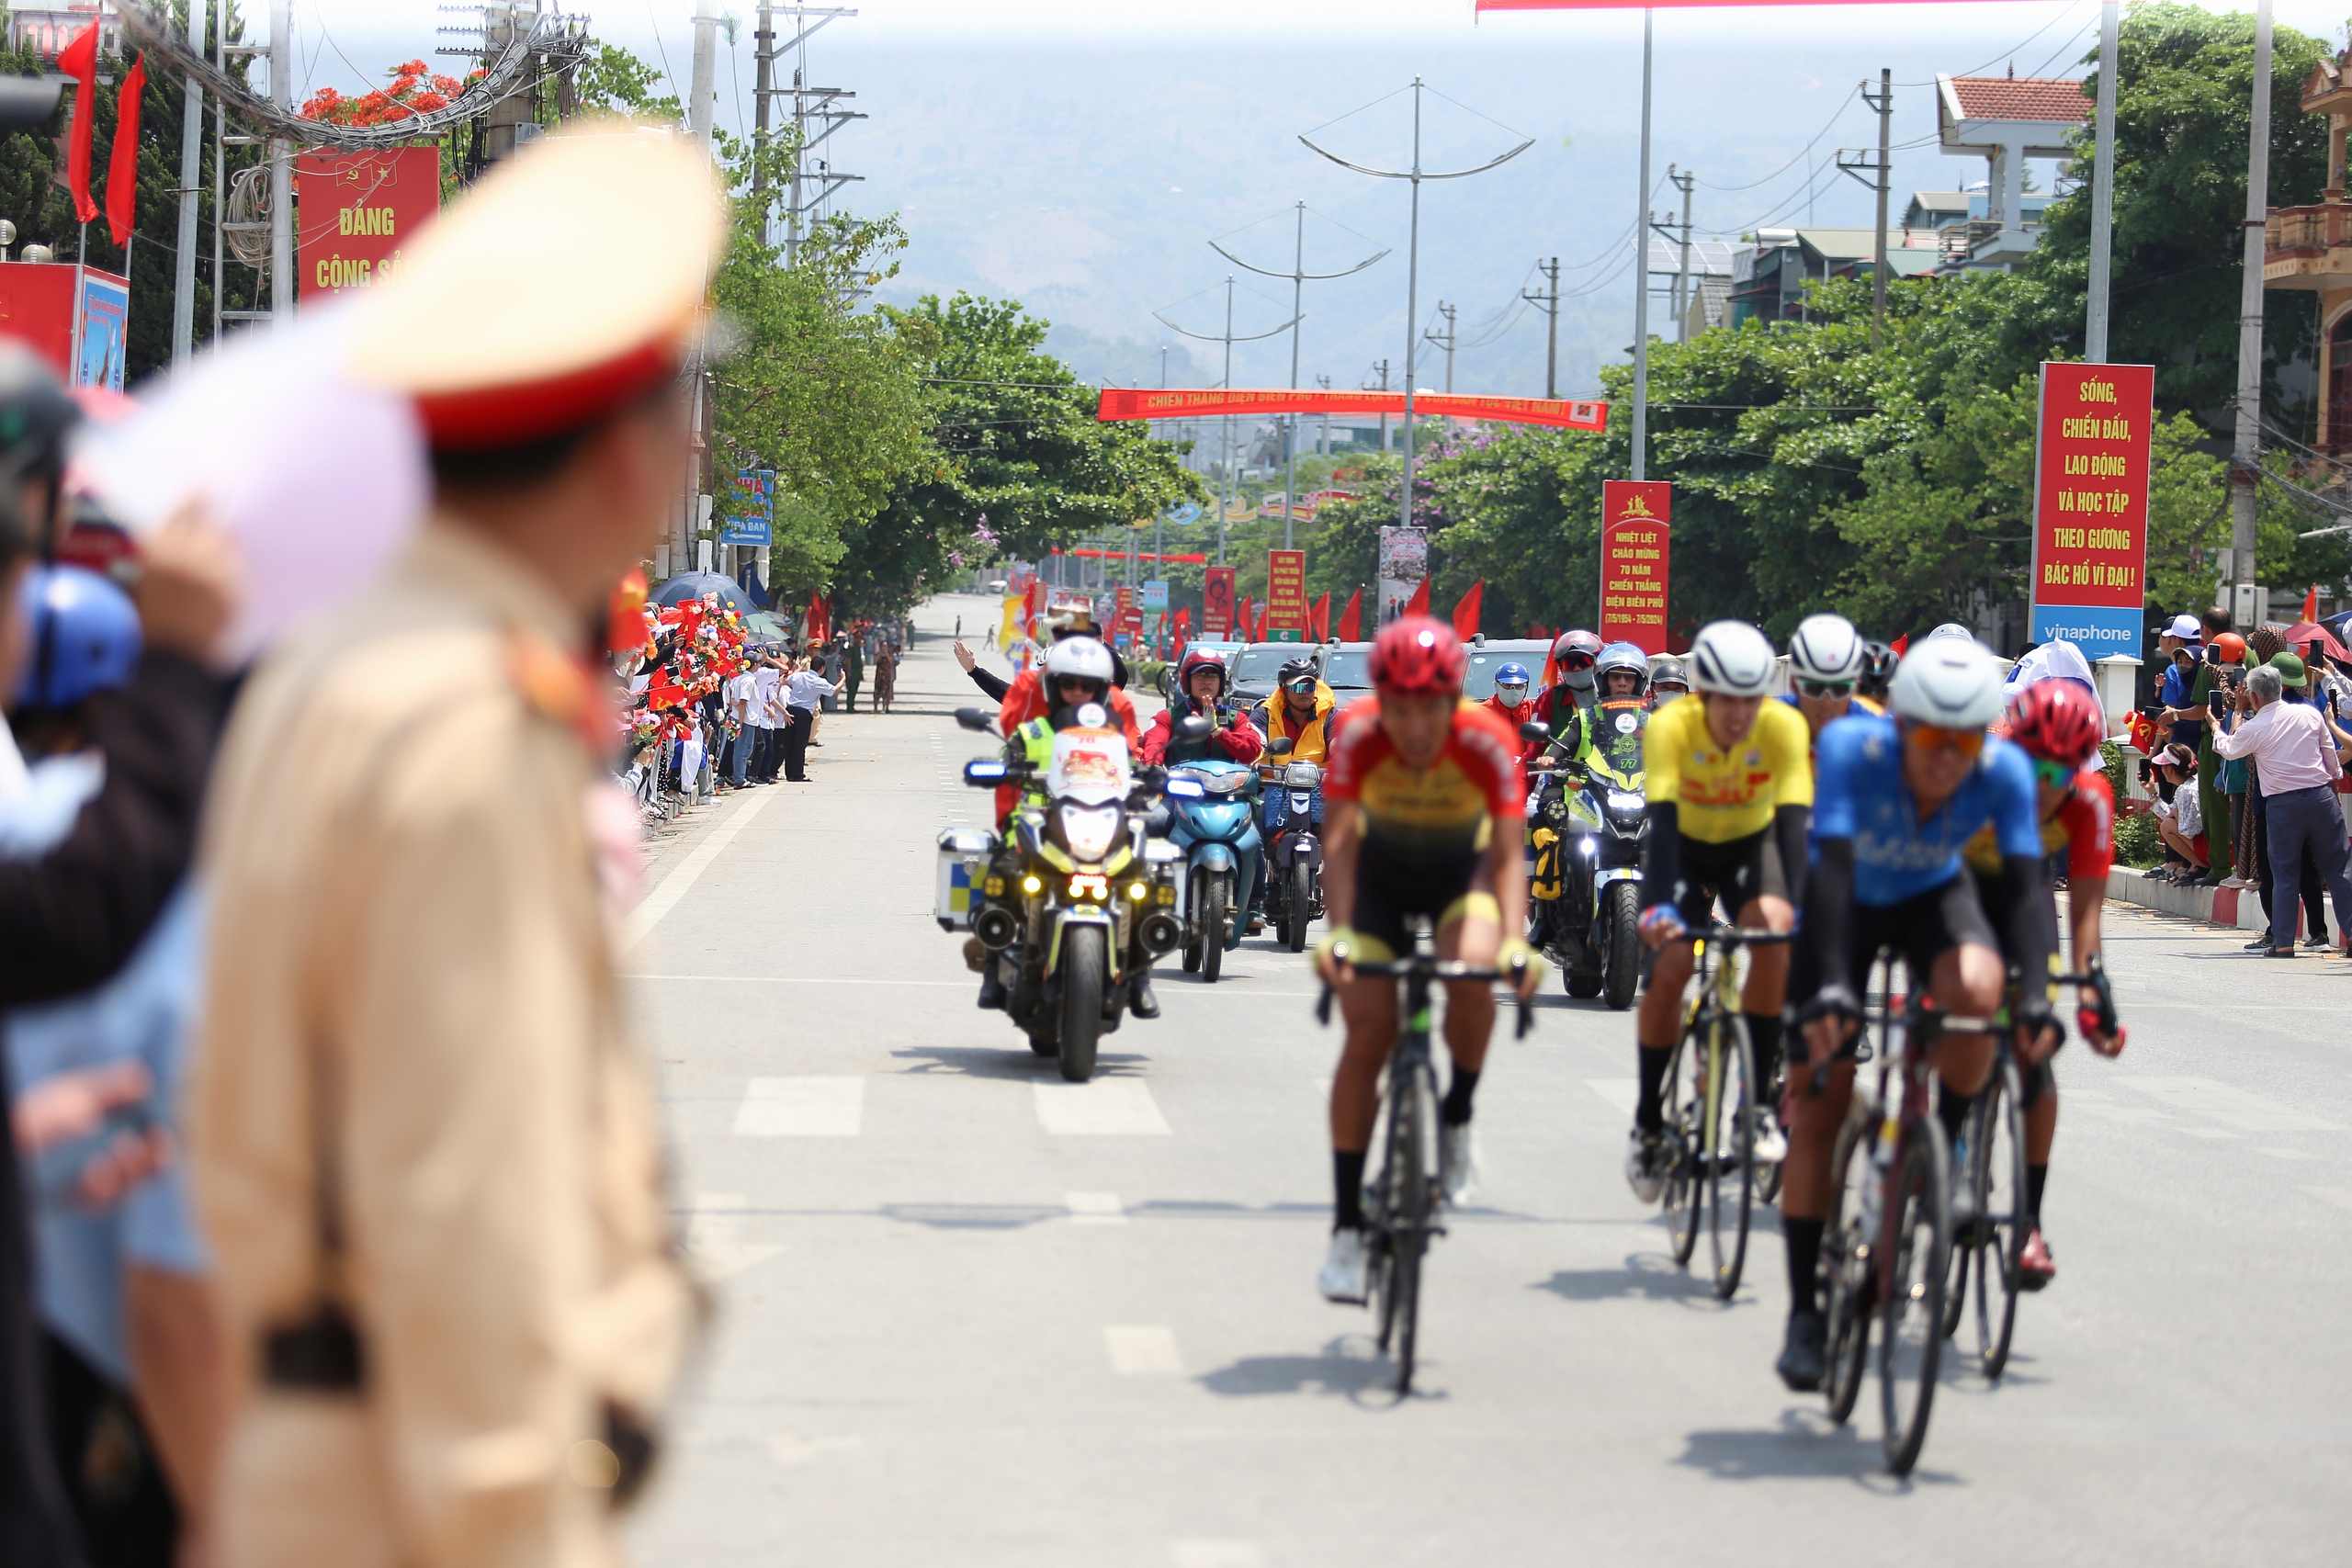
[1283,677,1318,693]
[1556,651,1597,671]
[1903,720,1985,758]
[1795,679,1856,700]
[2030,756,2076,789]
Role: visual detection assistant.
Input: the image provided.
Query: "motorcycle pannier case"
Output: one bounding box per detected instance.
[1530,825,1563,902]
[935,827,1000,931]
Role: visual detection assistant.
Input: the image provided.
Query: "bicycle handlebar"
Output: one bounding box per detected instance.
[1314,955,1536,1041]
[1690,924,1793,949]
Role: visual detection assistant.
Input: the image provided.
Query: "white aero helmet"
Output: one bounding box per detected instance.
[1890,638,2004,728]
[1925,621,1981,645]
[1689,620,1778,698]
[1044,636,1115,686]
[1787,613,1866,683]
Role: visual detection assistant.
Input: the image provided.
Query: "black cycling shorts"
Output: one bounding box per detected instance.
[1792,867,1999,1009]
[1351,834,1497,962]
[1669,827,1790,928]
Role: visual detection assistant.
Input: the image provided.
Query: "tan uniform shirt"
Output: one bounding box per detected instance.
[191,520,694,1568]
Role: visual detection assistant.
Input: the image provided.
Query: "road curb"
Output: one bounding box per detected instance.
[2105,867,2348,944]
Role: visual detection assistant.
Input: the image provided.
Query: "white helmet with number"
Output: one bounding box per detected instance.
[1043,636,1114,685]
[1890,638,2005,728]
[1688,620,1777,698]
[1787,613,1866,683]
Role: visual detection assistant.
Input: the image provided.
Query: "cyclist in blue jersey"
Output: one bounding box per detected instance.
[1773,638,2062,1391]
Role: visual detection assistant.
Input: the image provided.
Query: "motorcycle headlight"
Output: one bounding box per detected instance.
[1283,761,1324,788]
[1607,790,1646,814]
[1207,772,1250,795]
[1057,802,1121,862]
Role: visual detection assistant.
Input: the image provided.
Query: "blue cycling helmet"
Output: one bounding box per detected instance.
[15,563,141,712]
[1494,661,1532,689]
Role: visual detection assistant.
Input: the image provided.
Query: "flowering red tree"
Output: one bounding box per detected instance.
[300,60,466,126]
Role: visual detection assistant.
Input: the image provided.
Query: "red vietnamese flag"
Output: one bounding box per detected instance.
[1172,606,1191,659]
[1237,595,1253,638]
[106,53,146,247]
[1890,632,1910,657]
[1336,588,1362,641]
[1452,581,1484,640]
[1404,578,1430,619]
[1309,592,1329,642]
[2304,584,2320,623]
[58,22,99,225]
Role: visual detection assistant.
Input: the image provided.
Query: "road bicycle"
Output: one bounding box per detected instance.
[1659,924,1792,1300]
[1317,921,1532,1394]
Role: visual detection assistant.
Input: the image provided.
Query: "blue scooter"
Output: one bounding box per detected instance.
[1161,718,1262,984]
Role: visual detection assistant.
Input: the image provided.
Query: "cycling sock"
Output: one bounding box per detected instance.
[1936,1081,1974,1150]
[2025,1163,2049,1225]
[1441,1065,1481,1126]
[1333,1149,1368,1231]
[1635,1043,1671,1134]
[1744,1012,1783,1092]
[1785,1216,1825,1317]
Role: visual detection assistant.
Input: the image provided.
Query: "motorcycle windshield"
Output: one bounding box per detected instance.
[1588,700,1648,790]
[1048,727,1131,806]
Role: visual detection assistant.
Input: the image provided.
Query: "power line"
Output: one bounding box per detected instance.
[1695,87,1858,192]
[1897,1,2091,86]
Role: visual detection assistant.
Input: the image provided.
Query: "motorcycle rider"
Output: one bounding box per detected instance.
[1532,629,1605,759]
[1484,661,1541,763]
[1141,646,1265,766]
[1248,657,1339,931]
[978,637,1164,1017]
[997,606,1141,747]
[1648,656,1690,708]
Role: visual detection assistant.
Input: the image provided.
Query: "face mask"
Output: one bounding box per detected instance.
[1563,669,1596,691]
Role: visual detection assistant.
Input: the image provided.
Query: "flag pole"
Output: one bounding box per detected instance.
[71,221,87,386]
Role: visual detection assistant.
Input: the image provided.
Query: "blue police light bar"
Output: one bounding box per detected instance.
[1163,777,1205,798]
[964,761,1010,784]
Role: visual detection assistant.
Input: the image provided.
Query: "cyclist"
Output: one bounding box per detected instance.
[1962,678,2125,1289]
[1647,656,1690,708]
[1249,657,1338,930]
[1783,613,1882,748]
[1140,646,1263,766]
[1310,617,1543,1302]
[1854,640,1896,705]
[1774,637,2059,1391]
[1629,621,1811,1197]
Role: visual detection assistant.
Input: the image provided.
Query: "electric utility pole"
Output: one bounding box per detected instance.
[1632,11,1653,480]
[1303,76,1529,536]
[1369,358,1391,451]
[2228,0,2275,615]
[1668,167,1693,342]
[2086,1,2119,363]
[1837,71,1894,349]
[1156,275,1298,566]
[1211,198,1385,547]
[1521,255,1560,395]
[171,1,203,365]
[752,3,775,225]
[268,0,290,321]
[1423,299,1457,394]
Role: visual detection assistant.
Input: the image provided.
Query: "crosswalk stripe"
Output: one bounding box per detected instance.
[1035,1079,1171,1135]
[733,1077,865,1136]
[1103,1325,1183,1376]
[1066,1191,1127,1225]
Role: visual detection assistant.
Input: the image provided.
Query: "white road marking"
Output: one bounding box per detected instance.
[1170,1543,1265,1568]
[1066,1191,1128,1225]
[1104,1325,1183,1376]
[765,1434,865,1468]
[2300,1186,2352,1213]
[1035,1080,1172,1135]
[684,1193,785,1280]
[627,974,972,987]
[2179,1127,2242,1140]
[2120,1076,2347,1134]
[1586,1077,1639,1116]
[733,1077,865,1136]
[621,788,777,951]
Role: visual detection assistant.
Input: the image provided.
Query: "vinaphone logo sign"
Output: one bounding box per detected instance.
[295,147,444,297]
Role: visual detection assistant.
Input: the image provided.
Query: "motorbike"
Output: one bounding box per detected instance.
[1255,740,1324,953]
[1161,715,1263,984]
[948,705,1185,1081]
[1522,698,1651,1010]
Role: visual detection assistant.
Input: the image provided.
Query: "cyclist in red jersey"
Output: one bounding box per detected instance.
[1311,617,1544,1303]
[1961,679,2125,1287]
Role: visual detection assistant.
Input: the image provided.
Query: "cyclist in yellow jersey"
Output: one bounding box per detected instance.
[1625,620,1813,1200]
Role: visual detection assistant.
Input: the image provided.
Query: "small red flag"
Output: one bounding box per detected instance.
[1404,579,1430,619]
[105,52,146,247]
[1336,588,1362,641]
[1451,580,1484,640]
[1309,592,1329,642]
[1253,603,1270,640]
[58,23,99,225]
[2304,584,2320,624]
[1236,595,1252,638]
[1890,632,1910,657]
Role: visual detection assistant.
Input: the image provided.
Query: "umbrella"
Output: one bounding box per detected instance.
[651,570,752,614]
[2281,620,2350,663]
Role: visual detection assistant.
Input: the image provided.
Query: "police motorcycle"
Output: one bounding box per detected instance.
[1524,646,1654,1009]
[943,702,1185,1082]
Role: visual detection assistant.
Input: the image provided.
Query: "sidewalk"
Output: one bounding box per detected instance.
[2105,865,2346,943]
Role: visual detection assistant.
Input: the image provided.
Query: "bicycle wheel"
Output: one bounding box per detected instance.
[1939,1093,1978,1342]
[1972,1055,2027,1379]
[1659,1026,1700,1267]
[1381,1060,1434,1393]
[1879,1120,1951,1476]
[1822,1111,1872,1426]
[1702,1015,1758,1300]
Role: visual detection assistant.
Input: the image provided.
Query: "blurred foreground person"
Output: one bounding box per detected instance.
[191,128,725,1568]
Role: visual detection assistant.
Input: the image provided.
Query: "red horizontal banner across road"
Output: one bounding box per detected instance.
[1478,0,2000,8]
[1058,548,1209,563]
[1097,387,1609,432]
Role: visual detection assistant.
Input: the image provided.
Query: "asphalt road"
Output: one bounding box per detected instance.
[624,592,2346,1567]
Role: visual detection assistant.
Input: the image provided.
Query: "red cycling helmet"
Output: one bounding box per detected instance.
[1552,628,1604,671]
[2005,680,2107,768]
[1372,615,1468,696]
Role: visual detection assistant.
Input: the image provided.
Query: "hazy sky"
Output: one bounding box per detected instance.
[286,1,2343,397]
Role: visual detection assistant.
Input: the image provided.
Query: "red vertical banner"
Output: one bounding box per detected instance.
[1203,566,1236,638]
[1265,548,1309,641]
[295,145,444,297]
[1600,480,1671,654]
[2029,362,2154,660]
